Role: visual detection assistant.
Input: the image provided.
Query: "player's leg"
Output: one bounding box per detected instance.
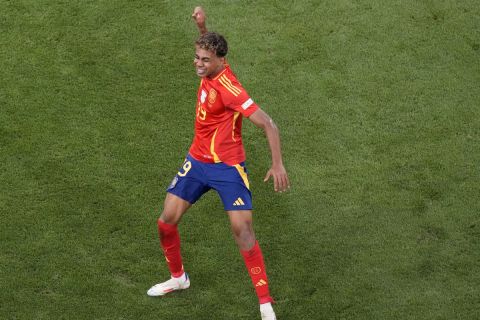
[212,162,276,319]
[158,193,191,277]
[228,209,255,250]
[148,156,209,297]
[147,193,191,296]
[228,210,276,320]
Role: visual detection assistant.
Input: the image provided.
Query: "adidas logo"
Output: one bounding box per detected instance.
[255,279,267,287]
[233,197,245,206]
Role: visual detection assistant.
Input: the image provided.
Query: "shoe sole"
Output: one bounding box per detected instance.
[147,282,190,297]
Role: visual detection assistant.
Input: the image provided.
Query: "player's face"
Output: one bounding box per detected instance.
[194,46,225,78]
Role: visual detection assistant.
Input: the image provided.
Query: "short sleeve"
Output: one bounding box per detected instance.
[217,74,259,117]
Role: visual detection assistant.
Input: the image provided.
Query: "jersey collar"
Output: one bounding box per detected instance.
[212,63,230,81]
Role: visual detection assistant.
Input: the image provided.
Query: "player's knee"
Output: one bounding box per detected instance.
[160,194,190,224]
[159,208,179,225]
[232,221,255,246]
[157,218,177,237]
[234,223,253,237]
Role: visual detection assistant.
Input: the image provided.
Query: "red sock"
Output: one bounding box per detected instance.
[157,220,184,278]
[241,241,274,304]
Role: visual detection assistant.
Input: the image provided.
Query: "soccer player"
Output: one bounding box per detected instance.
[147,7,289,320]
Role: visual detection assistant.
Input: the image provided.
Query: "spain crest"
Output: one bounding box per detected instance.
[208,88,217,104]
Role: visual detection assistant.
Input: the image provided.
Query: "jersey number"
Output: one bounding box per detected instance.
[196,104,207,120]
[177,160,192,177]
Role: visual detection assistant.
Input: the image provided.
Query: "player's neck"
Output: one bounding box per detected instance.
[208,65,226,79]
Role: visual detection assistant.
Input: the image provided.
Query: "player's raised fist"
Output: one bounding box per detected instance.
[192,7,206,25]
[191,6,207,34]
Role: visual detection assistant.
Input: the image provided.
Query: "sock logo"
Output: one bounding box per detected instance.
[251,267,262,275]
[255,279,267,287]
[233,197,245,206]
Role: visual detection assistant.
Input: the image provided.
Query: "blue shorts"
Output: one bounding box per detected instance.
[167,154,252,211]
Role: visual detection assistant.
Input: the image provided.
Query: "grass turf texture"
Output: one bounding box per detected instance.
[1,0,479,319]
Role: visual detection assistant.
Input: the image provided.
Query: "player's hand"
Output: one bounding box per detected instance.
[264,164,290,193]
[191,6,206,31]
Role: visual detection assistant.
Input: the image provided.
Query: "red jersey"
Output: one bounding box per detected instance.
[189,65,259,165]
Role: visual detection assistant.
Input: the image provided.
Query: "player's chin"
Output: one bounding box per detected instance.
[196,69,207,77]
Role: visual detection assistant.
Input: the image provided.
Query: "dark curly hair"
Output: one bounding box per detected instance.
[195,32,228,57]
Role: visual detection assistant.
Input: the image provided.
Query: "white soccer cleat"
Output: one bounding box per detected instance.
[147,273,190,297]
[260,302,277,320]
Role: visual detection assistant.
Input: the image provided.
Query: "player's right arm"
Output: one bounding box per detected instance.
[192,6,208,35]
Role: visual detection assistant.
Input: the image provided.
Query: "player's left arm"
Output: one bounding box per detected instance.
[248,109,290,193]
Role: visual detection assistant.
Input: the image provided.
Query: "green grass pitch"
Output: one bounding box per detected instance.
[1,0,479,319]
